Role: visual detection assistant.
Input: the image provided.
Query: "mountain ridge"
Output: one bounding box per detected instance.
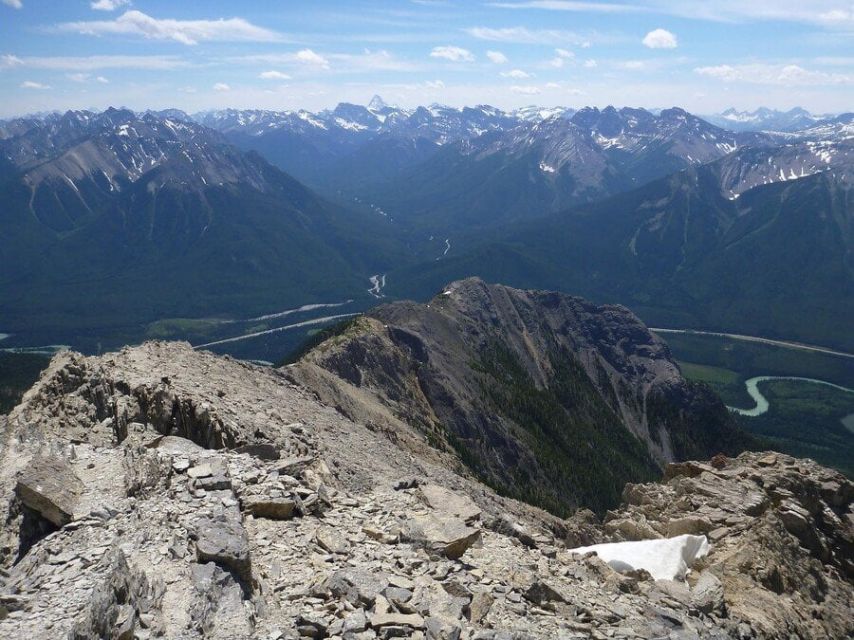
[290,277,751,515]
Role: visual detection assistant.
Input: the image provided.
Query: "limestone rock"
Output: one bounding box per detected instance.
[242,495,296,520]
[316,525,351,555]
[467,592,494,624]
[691,570,724,615]
[419,484,482,523]
[194,514,252,585]
[342,608,368,634]
[405,514,481,560]
[315,569,388,607]
[15,456,83,527]
[370,611,425,629]
[525,580,567,605]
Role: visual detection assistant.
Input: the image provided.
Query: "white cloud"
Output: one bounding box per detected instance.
[20,80,49,89]
[0,54,187,71]
[814,56,854,66]
[259,70,291,80]
[489,1,642,13]
[1,54,24,68]
[235,50,415,74]
[694,63,853,86]
[424,79,445,89]
[466,26,594,46]
[213,82,231,91]
[430,46,474,62]
[488,1,854,30]
[616,60,646,70]
[549,47,575,68]
[332,49,414,72]
[295,48,329,68]
[501,69,531,78]
[55,10,282,45]
[66,72,111,83]
[510,84,541,94]
[2,0,23,9]
[583,58,597,68]
[486,50,508,64]
[90,0,130,10]
[642,28,677,49]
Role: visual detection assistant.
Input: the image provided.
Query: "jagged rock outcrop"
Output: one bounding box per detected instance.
[606,452,854,638]
[290,277,750,514]
[0,338,849,638]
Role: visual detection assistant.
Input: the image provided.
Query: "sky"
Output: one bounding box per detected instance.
[0,0,852,117]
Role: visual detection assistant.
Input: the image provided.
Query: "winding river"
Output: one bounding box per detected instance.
[728,376,854,417]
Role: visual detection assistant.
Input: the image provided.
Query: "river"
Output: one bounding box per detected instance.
[650,328,854,360]
[728,376,854,417]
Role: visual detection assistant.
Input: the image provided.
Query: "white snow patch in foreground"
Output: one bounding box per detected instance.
[567,534,710,581]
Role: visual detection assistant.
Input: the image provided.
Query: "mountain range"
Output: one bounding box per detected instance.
[0,99,851,353]
[704,107,827,132]
[0,107,404,349]
[384,150,853,349]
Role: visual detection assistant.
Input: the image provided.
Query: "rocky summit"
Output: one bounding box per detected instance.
[0,290,851,638]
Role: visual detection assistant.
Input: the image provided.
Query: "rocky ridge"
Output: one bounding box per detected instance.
[0,337,850,639]
[291,278,749,515]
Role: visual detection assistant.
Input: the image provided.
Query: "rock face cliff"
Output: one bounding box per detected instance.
[0,339,851,639]
[291,278,750,514]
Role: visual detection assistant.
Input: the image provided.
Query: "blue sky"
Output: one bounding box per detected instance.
[1,0,852,116]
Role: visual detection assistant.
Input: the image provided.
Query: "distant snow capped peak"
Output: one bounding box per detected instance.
[512,105,573,122]
[706,107,831,133]
[367,95,388,112]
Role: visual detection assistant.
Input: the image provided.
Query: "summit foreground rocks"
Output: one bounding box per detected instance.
[0,331,851,637]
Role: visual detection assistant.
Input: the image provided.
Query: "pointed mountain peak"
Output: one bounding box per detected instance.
[368,94,387,111]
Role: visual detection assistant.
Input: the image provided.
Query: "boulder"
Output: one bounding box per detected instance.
[152,435,206,456]
[665,516,713,537]
[316,525,351,555]
[691,571,724,615]
[489,514,536,547]
[242,495,296,520]
[369,611,425,629]
[418,484,482,523]
[190,562,252,636]
[233,443,280,460]
[525,580,567,605]
[342,608,368,634]
[316,569,388,607]
[467,592,494,624]
[187,463,213,479]
[194,515,252,585]
[16,456,84,527]
[425,616,461,640]
[405,514,481,560]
